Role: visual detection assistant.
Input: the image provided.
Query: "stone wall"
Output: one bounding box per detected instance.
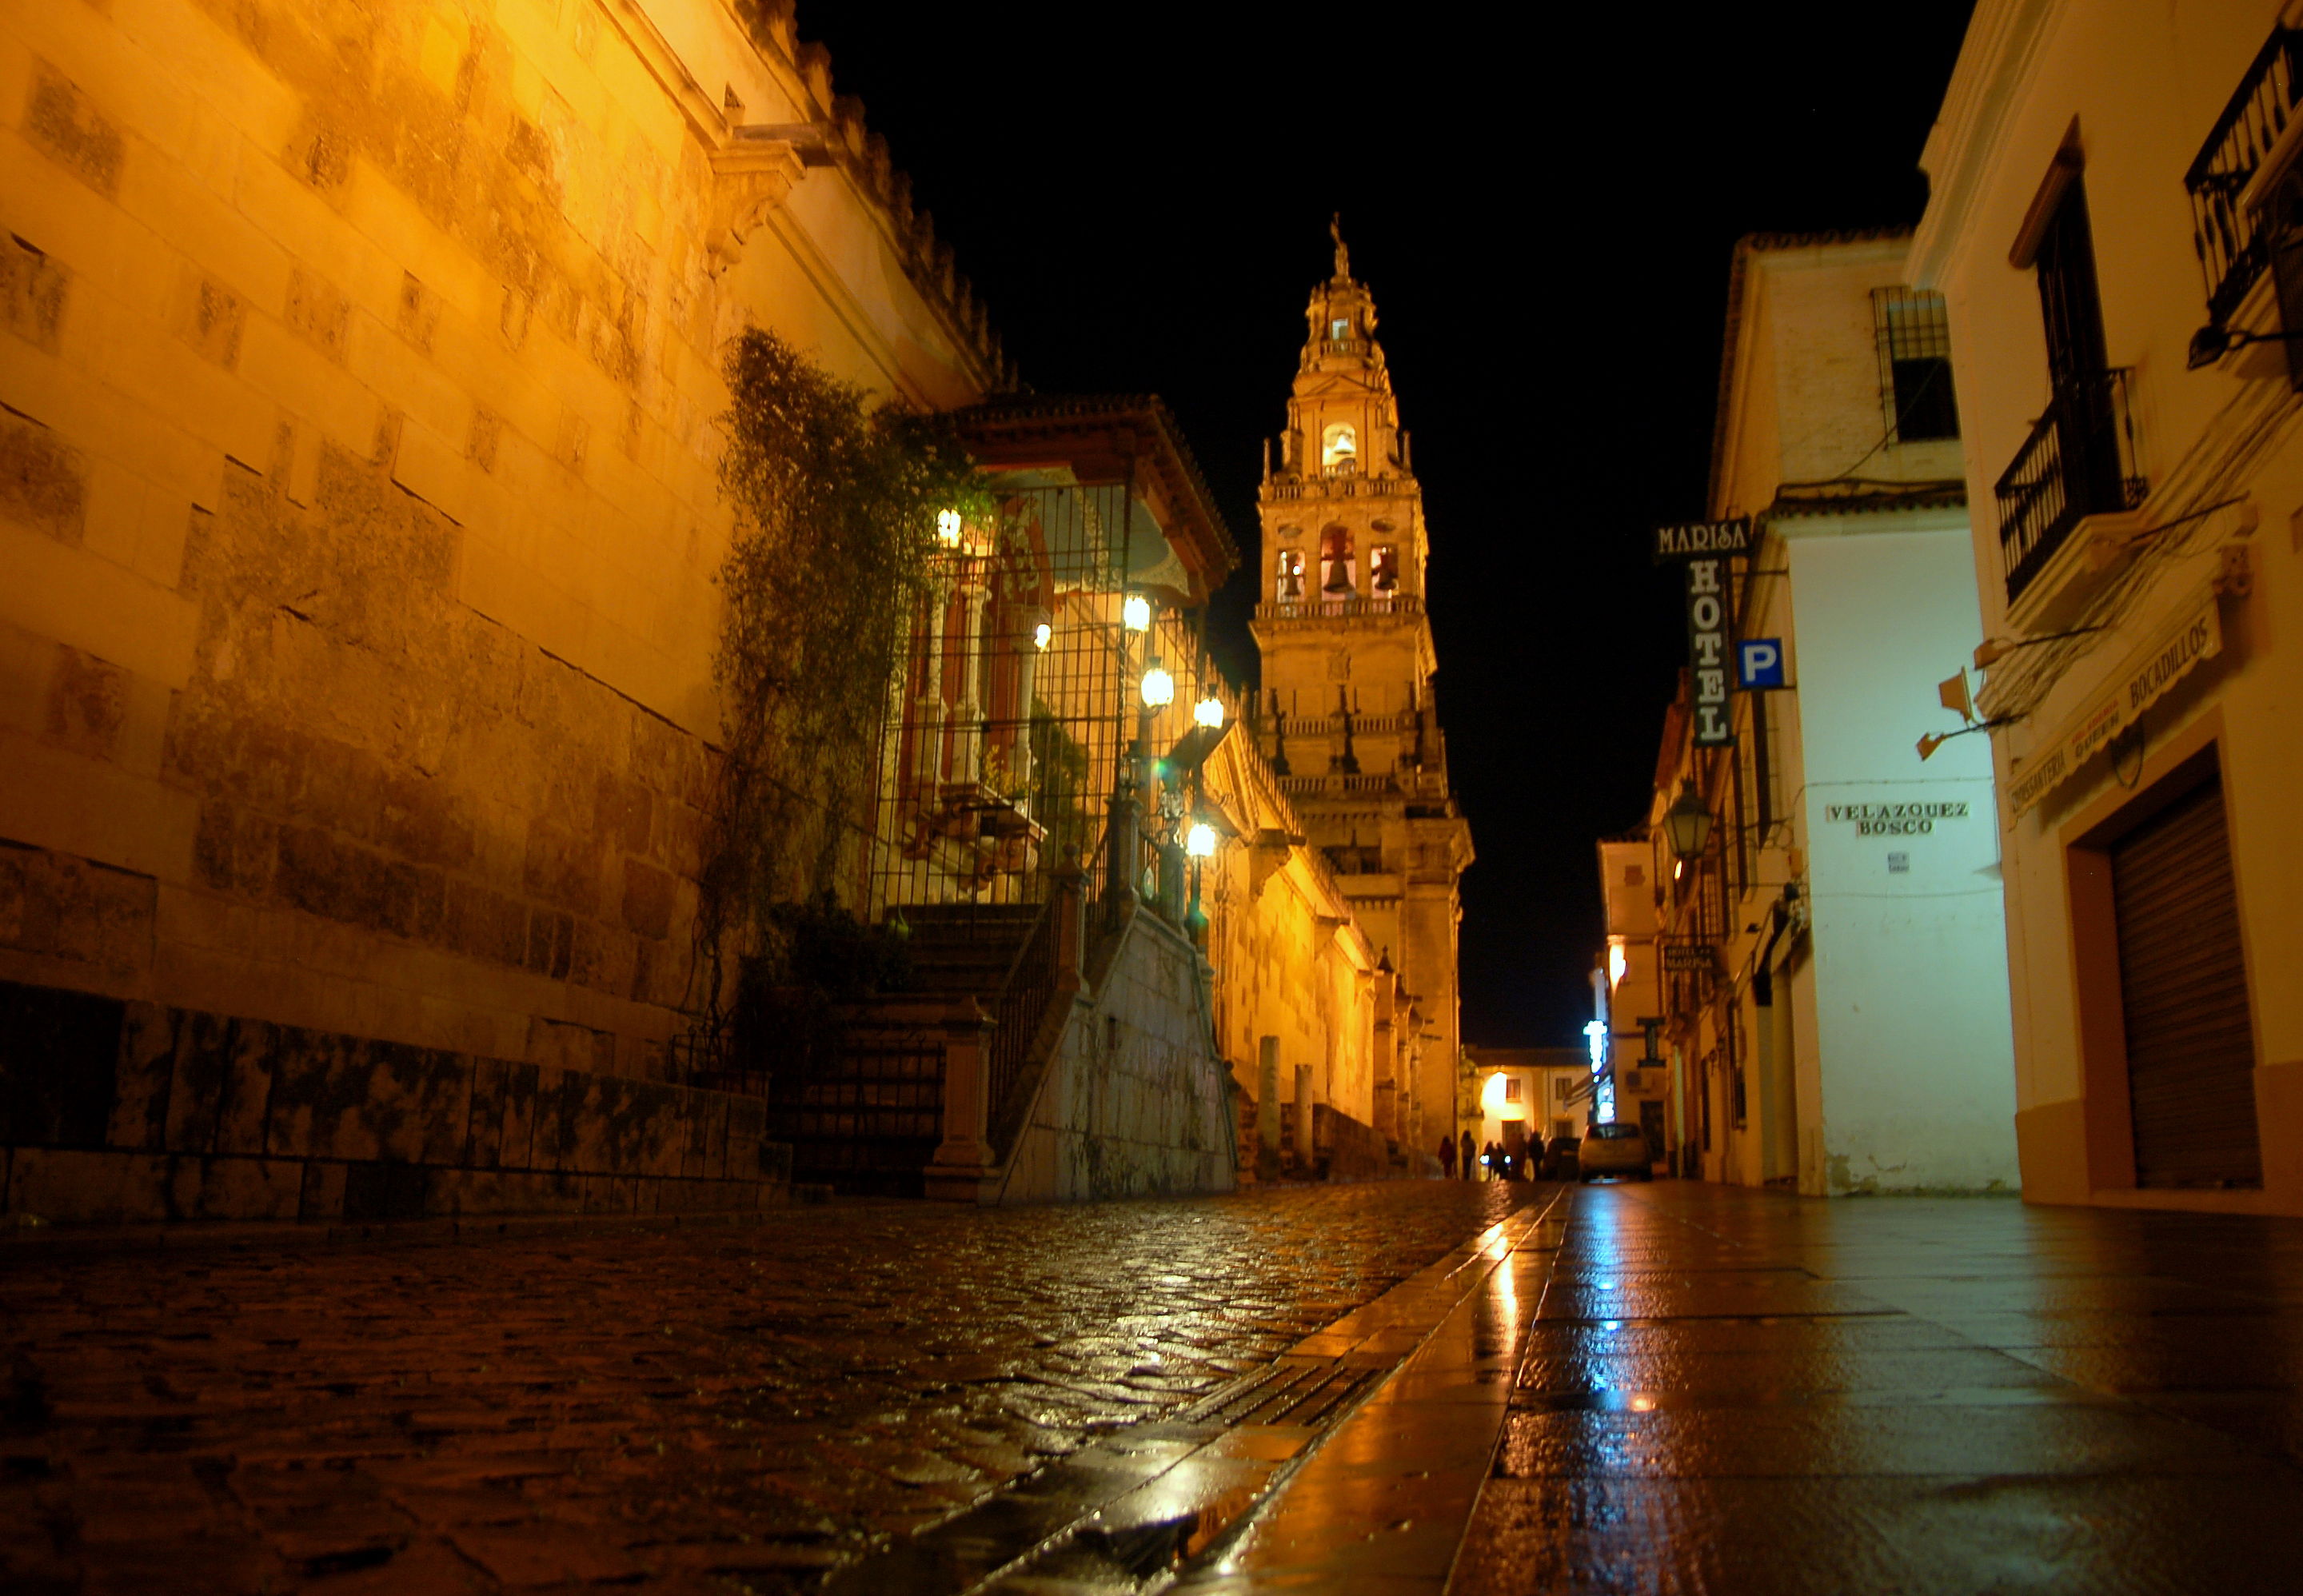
[0,0,998,1218]
[993,909,1235,1205]
[0,976,790,1223]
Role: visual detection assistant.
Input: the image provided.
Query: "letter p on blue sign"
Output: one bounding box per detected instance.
[1738,639,1785,688]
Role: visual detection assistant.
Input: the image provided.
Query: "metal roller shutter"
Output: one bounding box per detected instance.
[2113,776,2260,1187]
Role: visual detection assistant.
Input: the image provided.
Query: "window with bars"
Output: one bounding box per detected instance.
[1872,288,1960,442]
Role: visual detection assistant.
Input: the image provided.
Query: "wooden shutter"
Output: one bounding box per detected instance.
[2113,777,2260,1187]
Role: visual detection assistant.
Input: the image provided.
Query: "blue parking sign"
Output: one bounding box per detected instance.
[1738,639,1785,688]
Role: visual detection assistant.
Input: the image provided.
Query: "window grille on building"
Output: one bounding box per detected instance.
[1871,288,1960,442]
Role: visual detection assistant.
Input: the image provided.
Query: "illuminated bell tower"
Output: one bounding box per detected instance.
[1251,221,1474,1151]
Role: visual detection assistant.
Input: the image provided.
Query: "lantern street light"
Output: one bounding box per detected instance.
[1032,620,1052,652]
[1661,782,1713,863]
[1140,666,1175,709]
[1185,821,1218,859]
[936,509,963,547]
[1123,593,1152,632]
[1193,695,1224,729]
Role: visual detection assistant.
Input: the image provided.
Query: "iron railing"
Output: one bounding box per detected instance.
[1994,369,2145,602]
[984,892,1064,1153]
[2187,28,2303,326]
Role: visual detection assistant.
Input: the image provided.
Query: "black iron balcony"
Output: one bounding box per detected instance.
[2186,28,2303,325]
[1994,369,2145,604]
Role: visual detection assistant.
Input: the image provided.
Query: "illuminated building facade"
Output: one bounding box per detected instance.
[1249,228,1474,1157]
[1912,0,2303,1211]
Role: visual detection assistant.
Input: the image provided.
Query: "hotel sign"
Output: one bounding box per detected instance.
[1654,519,1750,748]
[2006,593,2223,818]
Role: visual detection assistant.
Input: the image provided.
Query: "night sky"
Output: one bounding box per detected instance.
[809,3,1977,1045]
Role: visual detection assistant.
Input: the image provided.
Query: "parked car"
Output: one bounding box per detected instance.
[1579,1121,1653,1182]
[1539,1136,1580,1181]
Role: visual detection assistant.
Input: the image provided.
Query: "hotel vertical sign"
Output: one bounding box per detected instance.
[1654,518,1751,747]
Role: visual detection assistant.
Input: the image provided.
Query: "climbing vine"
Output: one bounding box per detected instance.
[697,329,989,1018]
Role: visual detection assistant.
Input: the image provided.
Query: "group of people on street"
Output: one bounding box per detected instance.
[1438,1130,1536,1182]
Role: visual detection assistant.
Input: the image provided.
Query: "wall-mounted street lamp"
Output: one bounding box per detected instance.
[1193,695,1224,729]
[1140,666,1175,708]
[1123,593,1152,632]
[1186,821,1218,860]
[936,508,963,547]
[1033,620,1052,652]
[2186,321,2303,368]
[1661,783,1713,863]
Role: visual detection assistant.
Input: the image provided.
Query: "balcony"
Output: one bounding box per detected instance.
[2186,28,2303,325]
[1254,593,1425,624]
[1994,369,2145,604]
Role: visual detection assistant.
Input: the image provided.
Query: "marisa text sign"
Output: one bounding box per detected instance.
[1652,519,1753,561]
[1826,801,1970,836]
[2006,593,2223,818]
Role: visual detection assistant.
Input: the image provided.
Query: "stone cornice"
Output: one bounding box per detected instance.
[1907,0,2064,289]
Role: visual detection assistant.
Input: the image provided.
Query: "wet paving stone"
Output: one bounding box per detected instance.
[1452,1183,2303,1596]
[0,1182,1531,1593]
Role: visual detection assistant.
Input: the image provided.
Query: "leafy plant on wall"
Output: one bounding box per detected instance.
[699,329,989,1038]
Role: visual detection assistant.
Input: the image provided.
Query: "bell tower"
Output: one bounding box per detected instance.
[1251,221,1473,1153]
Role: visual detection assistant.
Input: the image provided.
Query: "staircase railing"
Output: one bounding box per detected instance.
[984,861,1088,1157]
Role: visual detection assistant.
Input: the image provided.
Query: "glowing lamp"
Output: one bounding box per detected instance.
[1193,696,1224,729]
[1033,621,1052,652]
[1122,594,1152,632]
[1660,782,1712,863]
[1607,937,1627,990]
[1140,666,1175,708]
[936,509,963,547]
[1186,822,1218,859]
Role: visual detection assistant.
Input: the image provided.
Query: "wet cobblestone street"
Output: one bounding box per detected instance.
[0,1182,1531,1594]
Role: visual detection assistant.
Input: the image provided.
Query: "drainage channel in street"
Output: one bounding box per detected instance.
[824,1189,1568,1595]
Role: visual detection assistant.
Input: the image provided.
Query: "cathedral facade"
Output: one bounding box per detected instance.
[1250,229,1474,1156]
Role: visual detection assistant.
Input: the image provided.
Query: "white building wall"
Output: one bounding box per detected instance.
[1786,517,2020,1191]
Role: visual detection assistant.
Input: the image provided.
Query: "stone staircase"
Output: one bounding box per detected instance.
[765,904,1046,1198]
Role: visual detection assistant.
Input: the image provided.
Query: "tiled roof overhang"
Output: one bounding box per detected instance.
[950,394,1240,601]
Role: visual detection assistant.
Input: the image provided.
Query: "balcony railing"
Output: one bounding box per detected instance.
[2186,28,2303,325]
[1260,474,1410,501]
[1255,593,1424,623]
[1994,369,2145,603]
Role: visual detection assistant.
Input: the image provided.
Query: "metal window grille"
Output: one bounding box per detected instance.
[858,481,1215,932]
[1872,288,1960,442]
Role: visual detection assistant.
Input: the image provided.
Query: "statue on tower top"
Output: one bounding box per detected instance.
[1331,213,1350,281]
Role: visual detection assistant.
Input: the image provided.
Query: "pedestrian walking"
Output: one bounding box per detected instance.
[1438,1135,1456,1179]
[1480,1139,1499,1181]
[1459,1129,1475,1180]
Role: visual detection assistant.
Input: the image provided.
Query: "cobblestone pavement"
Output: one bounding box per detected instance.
[0,1180,1531,1594]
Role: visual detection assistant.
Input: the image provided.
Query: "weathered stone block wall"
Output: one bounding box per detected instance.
[0,976,789,1223]
[996,911,1235,1205]
[0,0,998,1211]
